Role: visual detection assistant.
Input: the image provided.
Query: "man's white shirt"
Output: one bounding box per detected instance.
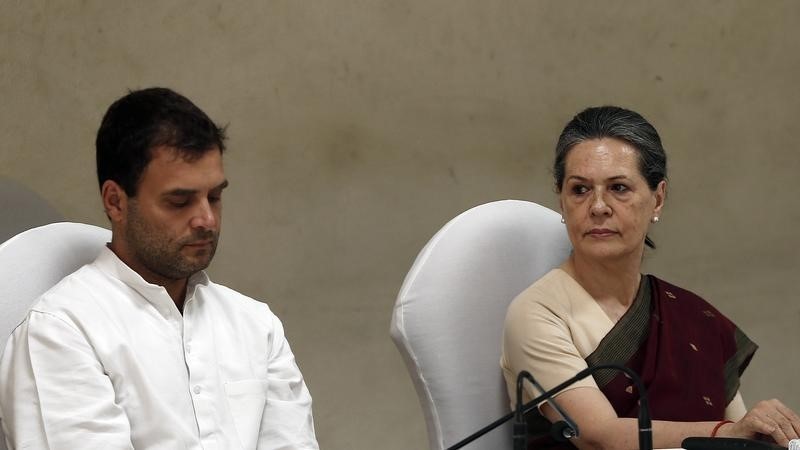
[0,246,318,450]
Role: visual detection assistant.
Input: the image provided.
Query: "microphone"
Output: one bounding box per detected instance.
[514,370,578,450]
[445,363,652,450]
[682,437,788,449]
[551,420,578,442]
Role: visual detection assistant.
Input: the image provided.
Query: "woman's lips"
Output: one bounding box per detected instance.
[587,229,617,237]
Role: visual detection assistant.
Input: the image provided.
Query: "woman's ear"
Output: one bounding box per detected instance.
[653,180,667,217]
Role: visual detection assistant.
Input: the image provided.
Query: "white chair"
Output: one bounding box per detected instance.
[390,200,571,450]
[0,222,111,450]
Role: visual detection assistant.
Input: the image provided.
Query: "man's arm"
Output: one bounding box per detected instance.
[0,311,133,449]
[257,314,318,450]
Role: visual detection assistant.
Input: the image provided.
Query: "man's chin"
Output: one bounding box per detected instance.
[184,256,212,273]
[167,245,214,274]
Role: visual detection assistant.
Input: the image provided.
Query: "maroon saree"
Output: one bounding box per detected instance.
[526,275,757,449]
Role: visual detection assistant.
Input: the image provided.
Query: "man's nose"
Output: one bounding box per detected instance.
[190,200,218,230]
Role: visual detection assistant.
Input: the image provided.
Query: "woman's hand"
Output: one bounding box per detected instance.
[718,399,800,446]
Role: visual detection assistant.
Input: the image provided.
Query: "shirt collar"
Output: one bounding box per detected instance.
[94,245,210,309]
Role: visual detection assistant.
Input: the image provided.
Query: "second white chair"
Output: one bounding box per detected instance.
[390,200,571,450]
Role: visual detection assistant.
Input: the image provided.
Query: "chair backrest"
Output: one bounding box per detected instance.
[390,200,571,450]
[0,222,110,450]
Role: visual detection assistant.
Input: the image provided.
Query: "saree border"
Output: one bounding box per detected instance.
[723,327,758,404]
[584,275,652,388]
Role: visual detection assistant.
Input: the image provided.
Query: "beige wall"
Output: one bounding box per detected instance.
[2,1,799,448]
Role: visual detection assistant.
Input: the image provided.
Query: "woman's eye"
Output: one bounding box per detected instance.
[571,185,589,195]
[611,184,629,193]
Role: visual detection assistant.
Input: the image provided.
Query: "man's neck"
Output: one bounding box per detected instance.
[162,280,188,312]
[107,242,189,312]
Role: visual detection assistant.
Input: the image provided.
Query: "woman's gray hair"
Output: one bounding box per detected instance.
[553,106,667,248]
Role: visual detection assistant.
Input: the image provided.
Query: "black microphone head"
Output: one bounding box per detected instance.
[550,420,577,442]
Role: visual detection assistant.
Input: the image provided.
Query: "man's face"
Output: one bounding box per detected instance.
[120,146,227,282]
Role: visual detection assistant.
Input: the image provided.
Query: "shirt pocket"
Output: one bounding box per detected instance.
[224,379,269,450]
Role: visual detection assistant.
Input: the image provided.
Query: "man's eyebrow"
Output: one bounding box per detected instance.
[162,189,196,197]
[162,180,229,197]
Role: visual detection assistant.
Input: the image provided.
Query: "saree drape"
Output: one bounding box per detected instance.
[526,275,757,449]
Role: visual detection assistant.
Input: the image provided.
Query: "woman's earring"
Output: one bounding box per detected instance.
[651,216,659,223]
[561,217,566,224]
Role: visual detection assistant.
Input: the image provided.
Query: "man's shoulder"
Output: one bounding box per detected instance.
[29,261,109,314]
[10,261,115,337]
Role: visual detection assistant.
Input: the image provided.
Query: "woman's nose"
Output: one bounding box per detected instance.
[590,191,611,216]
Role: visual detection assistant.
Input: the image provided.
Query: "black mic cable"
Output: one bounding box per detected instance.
[445,363,652,450]
[513,371,530,450]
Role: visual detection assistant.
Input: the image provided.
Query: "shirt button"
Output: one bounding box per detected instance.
[193,385,201,394]
[186,344,192,354]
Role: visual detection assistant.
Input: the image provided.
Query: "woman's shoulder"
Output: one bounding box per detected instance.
[647,275,708,302]
[517,267,571,296]
[646,274,728,317]
[508,268,587,314]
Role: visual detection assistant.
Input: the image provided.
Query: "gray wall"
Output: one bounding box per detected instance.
[2,1,799,449]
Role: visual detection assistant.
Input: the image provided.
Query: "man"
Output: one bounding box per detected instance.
[0,88,319,449]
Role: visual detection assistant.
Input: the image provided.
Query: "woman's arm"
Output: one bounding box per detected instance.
[725,391,747,420]
[541,387,800,450]
[716,398,800,445]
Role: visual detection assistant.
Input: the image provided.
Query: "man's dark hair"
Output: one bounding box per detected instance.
[96,87,227,196]
[553,106,667,248]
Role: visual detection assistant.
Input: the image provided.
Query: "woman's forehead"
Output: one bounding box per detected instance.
[565,138,641,178]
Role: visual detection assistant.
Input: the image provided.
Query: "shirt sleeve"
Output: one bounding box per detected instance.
[502,289,598,407]
[0,310,134,449]
[257,314,319,450]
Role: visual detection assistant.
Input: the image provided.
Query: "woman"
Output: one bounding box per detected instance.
[501,106,800,449]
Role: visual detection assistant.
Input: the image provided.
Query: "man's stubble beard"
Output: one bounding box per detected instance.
[125,202,218,280]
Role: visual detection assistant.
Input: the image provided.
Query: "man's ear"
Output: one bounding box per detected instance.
[101,180,128,224]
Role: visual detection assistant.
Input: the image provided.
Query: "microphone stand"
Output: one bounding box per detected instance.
[445,363,652,450]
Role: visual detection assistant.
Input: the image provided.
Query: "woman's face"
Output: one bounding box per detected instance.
[559,138,666,263]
